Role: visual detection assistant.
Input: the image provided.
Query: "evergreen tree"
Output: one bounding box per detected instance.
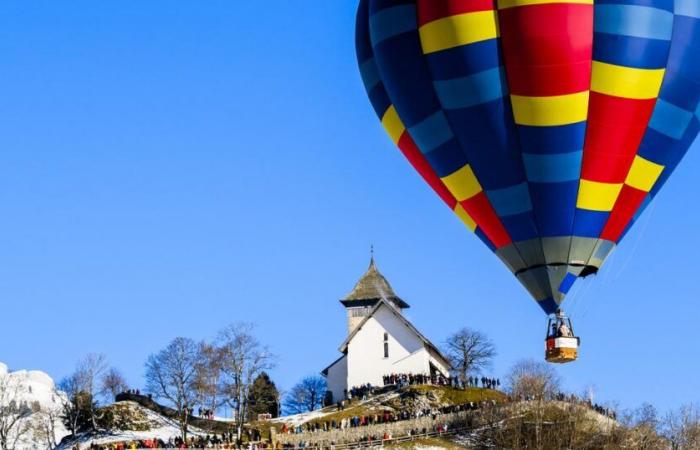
[247,372,279,419]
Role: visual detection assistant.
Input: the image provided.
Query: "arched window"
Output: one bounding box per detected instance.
[383,333,389,358]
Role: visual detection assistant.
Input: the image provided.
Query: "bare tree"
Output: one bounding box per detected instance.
[478,400,620,449]
[443,328,496,383]
[57,373,82,437]
[194,343,225,413]
[635,403,660,429]
[283,376,327,415]
[75,354,107,430]
[145,337,202,441]
[506,359,560,401]
[30,398,62,450]
[101,367,128,402]
[664,403,700,449]
[0,374,31,450]
[506,359,562,449]
[218,323,275,441]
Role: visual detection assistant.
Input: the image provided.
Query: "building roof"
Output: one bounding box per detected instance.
[338,298,450,370]
[341,257,410,309]
[320,354,346,376]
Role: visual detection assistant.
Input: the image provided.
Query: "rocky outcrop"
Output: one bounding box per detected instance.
[114,392,233,434]
[0,361,70,449]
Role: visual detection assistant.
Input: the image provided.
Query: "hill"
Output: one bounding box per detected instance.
[36,384,647,449]
[268,386,621,449]
[271,385,506,429]
[54,401,212,450]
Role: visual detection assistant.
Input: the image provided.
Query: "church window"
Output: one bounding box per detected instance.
[383,333,389,358]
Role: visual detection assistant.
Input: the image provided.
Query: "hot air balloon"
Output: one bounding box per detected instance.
[356,0,700,363]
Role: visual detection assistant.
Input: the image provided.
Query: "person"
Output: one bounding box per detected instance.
[558,320,572,337]
[551,322,558,337]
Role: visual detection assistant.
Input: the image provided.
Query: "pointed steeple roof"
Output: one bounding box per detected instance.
[341,256,410,309]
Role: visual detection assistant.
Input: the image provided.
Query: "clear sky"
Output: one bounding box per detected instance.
[1,1,698,415]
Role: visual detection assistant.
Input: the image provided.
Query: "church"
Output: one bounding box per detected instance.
[322,257,451,403]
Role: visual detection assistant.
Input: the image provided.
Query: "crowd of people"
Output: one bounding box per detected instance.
[345,383,374,401]
[198,407,216,420]
[121,389,153,401]
[553,392,617,420]
[280,400,494,435]
[382,373,500,390]
[80,433,243,450]
[338,374,501,406]
[381,372,456,388]
[463,376,500,389]
[278,422,465,449]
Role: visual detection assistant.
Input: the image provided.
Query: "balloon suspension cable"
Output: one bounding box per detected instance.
[613,199,657,282]
[569,275,594,319]
[601,243,618,286]
[566,276,584,316]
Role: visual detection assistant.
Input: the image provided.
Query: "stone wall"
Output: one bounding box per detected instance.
[273,410,478,447]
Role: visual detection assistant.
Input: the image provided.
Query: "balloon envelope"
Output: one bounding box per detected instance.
[356,0,700,314]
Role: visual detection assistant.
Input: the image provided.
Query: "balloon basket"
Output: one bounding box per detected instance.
[545,337,579,363]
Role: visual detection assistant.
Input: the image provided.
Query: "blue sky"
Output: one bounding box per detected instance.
[1,1,698,415]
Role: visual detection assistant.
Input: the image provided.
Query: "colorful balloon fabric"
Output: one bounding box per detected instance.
[356,0,700,314]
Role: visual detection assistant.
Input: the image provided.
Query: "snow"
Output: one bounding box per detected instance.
[0,361,70,450]
[270,407,333,427]
[0,360,215,450]
[55,402,209,450]
[413,447,448,450]
[270,391,403,427]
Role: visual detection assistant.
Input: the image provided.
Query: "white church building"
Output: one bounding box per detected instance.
[322,257,451,403]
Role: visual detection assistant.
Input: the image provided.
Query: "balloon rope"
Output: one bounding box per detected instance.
[612,199,658,282]
[572,276,594,319]
[566,275,583,315]
[578,277,597,319]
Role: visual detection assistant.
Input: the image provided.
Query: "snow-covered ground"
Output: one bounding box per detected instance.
[0,362,70,449]
[54,402,209,450]
[270,391,403,427]
[269,407,334,427]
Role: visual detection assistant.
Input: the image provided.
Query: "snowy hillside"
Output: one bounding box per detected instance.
[54,401,208,450]
[0,362,70,449]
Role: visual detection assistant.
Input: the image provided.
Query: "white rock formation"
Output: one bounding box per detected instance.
[0,362,70,450]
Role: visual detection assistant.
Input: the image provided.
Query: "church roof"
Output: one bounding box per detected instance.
[320,354,346,376]
[341,257,410,309]
[338,298,450,370]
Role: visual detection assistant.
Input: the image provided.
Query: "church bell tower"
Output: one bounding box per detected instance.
[340,255,410,334]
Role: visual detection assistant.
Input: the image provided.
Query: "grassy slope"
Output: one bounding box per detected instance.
[409,386,506,404]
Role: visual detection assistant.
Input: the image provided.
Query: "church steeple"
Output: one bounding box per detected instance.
[341,252,409,333]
